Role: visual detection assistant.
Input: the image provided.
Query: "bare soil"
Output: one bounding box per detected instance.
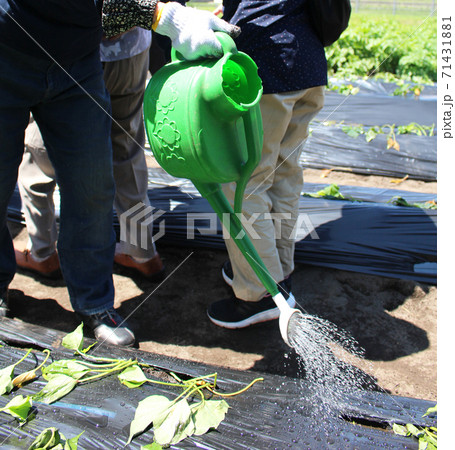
[6,168,437,402]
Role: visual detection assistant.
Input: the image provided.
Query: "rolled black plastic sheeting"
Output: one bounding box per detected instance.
[301,79,437,180]
[7,167,436,284]
[301,126,437,181]
[146,178,437,284]
[322,79,436,127]
[328,78,437,99]
[0,318,437,449]
[294,194,436,284]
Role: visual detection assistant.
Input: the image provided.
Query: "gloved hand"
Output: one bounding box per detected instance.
[154,2,240,60]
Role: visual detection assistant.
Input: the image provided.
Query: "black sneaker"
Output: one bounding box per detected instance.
[221,260,234,286]
[282,274,292,294]
[207,282,296,329]
[221,260,293,293]
[0,288,9,317]
[78,308,135,347]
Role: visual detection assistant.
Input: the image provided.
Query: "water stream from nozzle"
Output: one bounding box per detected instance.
[285,310,369,420]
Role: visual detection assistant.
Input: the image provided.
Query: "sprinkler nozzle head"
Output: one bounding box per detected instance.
[279,308,302,347]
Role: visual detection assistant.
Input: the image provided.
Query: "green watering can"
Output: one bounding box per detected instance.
[143,33,299,345]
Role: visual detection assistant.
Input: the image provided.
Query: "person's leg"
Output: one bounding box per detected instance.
[19,119,58,257]
[0,116,26,313]
[0,129,25,296]
[32,52,135,346]
[207,94,297,328]
[104,48,164,279]
[32,51,116,316]
[15,117,61,277]
[221,93,294,302]
[268,86,325,278]
[0,43,42,315]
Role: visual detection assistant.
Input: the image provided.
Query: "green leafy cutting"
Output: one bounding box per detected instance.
[28,427,84,450]
[342,124,364,138]
[127,394,229,447]
[28,427,61,449]
[1,325,263,448]
[0,394,33,424]
[303,184,437,210]
[33,357,137,404]
[129,395,196,446]
[41,360,91,381]
[122,365,261,447]
[118,364,149,388]
[191,399,229,436]
[314,184,346,200]
[0,364,15,396]
[388,196,437,210]
[327,81,360,96]
[303,184,357,202]
[13,350,51,388]
[33,324,137,404]
[0,348,35,395]
[61,323,85,352]
[61,323,96,355]
[340,122,435,151]
[392,405,437,449]
[33,374,79,405]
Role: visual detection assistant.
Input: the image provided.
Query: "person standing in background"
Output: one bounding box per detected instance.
[0,0,240,346]
[15,28,166,283]
[208,0,328,329]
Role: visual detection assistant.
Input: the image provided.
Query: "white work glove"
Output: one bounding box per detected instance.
[155,2,240,60]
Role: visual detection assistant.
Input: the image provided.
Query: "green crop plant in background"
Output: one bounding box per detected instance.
[325,13,436,83]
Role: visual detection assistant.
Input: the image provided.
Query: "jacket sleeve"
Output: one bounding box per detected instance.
[102,0,158,38]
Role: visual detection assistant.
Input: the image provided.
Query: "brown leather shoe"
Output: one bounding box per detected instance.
[114,252,165,281]
[14,248,62,279]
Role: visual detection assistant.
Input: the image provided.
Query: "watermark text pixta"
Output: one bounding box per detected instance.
[119,203,319,250]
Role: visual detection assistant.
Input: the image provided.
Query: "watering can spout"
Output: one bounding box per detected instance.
[274,293,302,347]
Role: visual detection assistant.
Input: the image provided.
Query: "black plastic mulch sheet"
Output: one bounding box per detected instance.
[301,79,437,180]
[7,169,437,284]
[301,126,436,181]
[328,79,437,100]
[322,79,436,127]
[145,174,437,284]
[0,318,437,449]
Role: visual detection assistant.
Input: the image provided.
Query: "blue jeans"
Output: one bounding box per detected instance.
[0,44,116,315]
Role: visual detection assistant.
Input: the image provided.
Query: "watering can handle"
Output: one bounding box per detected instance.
[171,31,238,62]
[233,107,263,213]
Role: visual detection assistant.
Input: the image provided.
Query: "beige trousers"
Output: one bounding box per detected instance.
[222,86,325,301]
[18,48,156,260]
